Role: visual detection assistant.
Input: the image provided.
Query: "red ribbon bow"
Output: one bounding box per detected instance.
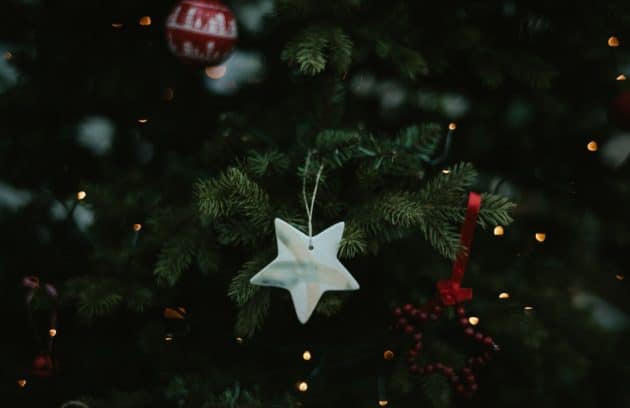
[437,192,481,305]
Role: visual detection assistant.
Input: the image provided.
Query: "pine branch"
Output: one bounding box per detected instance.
[282,26,353,76]
[228,255,271,306]
[235,290,271,337]
[154,235,196,287]
[479,193,516,228]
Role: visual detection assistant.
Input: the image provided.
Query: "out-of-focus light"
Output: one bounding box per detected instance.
[608,36,620,47]
[112,23,123,29]
[616,74,627,81]
[139,16,152,26]
[17,379,27,388]
[133,223,142,232]
[448,122,457,131]
[378,400,389,407]
[137,118,149,124]
[616,274,624,281]
[493,226,505,236]
[205,65,227,79]
[162,87,175,101]
[164,333,174,342]
[383,350,395,360]
[587,141,598,152]
[535,233,546,242]
[442,169,451,174]
[49,329,57,337]
[235,337,243,344]
[498,292,510,299]
[297,381,308,392]
[302,350,312,361]
[3,51,13,60]
[468,316,480,326]
[77,191,87,200]
[524,306,534,311]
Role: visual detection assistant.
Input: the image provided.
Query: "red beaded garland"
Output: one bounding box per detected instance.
[392,300,499,398]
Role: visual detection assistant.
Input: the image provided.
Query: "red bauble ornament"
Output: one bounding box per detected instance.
[165,0,238,65]
[31,353,55,377]
[610,90,630,130]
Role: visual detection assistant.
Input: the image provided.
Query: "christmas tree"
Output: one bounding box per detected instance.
[1,0,629,407]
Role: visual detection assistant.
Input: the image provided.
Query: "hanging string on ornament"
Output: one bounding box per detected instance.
[431,122,457,166]
[165,0,238,65]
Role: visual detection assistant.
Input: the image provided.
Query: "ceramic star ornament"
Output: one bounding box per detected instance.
[250,218,360,324]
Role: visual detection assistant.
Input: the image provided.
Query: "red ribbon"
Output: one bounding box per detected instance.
[437,192,481,305]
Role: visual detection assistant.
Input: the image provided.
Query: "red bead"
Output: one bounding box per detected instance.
[165,0,238,65]
[433,305,443,314]
[466,375,475,383]
[419,311,428,321]
[474,333,483,341]
[464,327,474,336]
[410,308,419,318]
[456,306,466,316]
[459,317,469,327]
[413,333,423,342]
[483,336,493,346]
[462,367,472,375]
[456,384,466,394]
[470,383,478,392]
[413,342,423,351]
[398,317,408,326]
[409,364,419,374]
[425,364,435,373]
[429,313,438,321]
[404,325,415,334]
[403,303,413,313]
[443,367,454,376]
[475,357,485,365]
[394,307,402,317]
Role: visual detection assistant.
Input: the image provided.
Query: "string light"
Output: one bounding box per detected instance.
[3,51,13,60]
[133,223,142,232]
[164,333,174,342]
[302,350,312,361]
[17,379,27,388]
[535,233,546,242]
[616,274,625,281]
[76,191,87,200]
[49,328,57,337]
[235,337,243,344]
[587,141,598,152]
[111,23,123,29]
[493,226,505,236]
[498,292,510,299]
[524,306,534,311]
[608,36,620,47]
[139,16,152,26]
[378,400,389,407]
[205,65,227,79]
[383,350,395,360]
[616,74,627,81]
[442,169,451,174]
[297,381,308,392]
[137,118,149,124]
[448,122,457,130]
[468,316,480,326]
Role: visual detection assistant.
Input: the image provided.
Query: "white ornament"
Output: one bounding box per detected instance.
[250,218,360,324]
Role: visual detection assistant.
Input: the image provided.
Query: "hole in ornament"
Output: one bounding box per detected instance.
[308,244,314,250]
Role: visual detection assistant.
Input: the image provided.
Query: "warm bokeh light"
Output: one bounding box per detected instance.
[608,36,620,47]
[139,16,152,26]
[383,349,395,360]
[3,51,13,60]
[468,316,480,326]
[205,65,227,79]
[616,74,627,81]
[498,292,510,299]
[616,274,625,281]
[111,23,123,29]
[49,329,57,337]
[493,226,505,236]
[77,191,87,200]
[587,141,598,152]
[164,334,174,342]
[235,337,243,344]
[448,122,457,130]
[302,350,312,361]
[163,87,175,101]
[535,233,546,242]
[133,223,142,232]
[297,381,308,392]
[378,400,389,407]
[137,118,149,124]
[442,169,451,174]
[524,306,534,311]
